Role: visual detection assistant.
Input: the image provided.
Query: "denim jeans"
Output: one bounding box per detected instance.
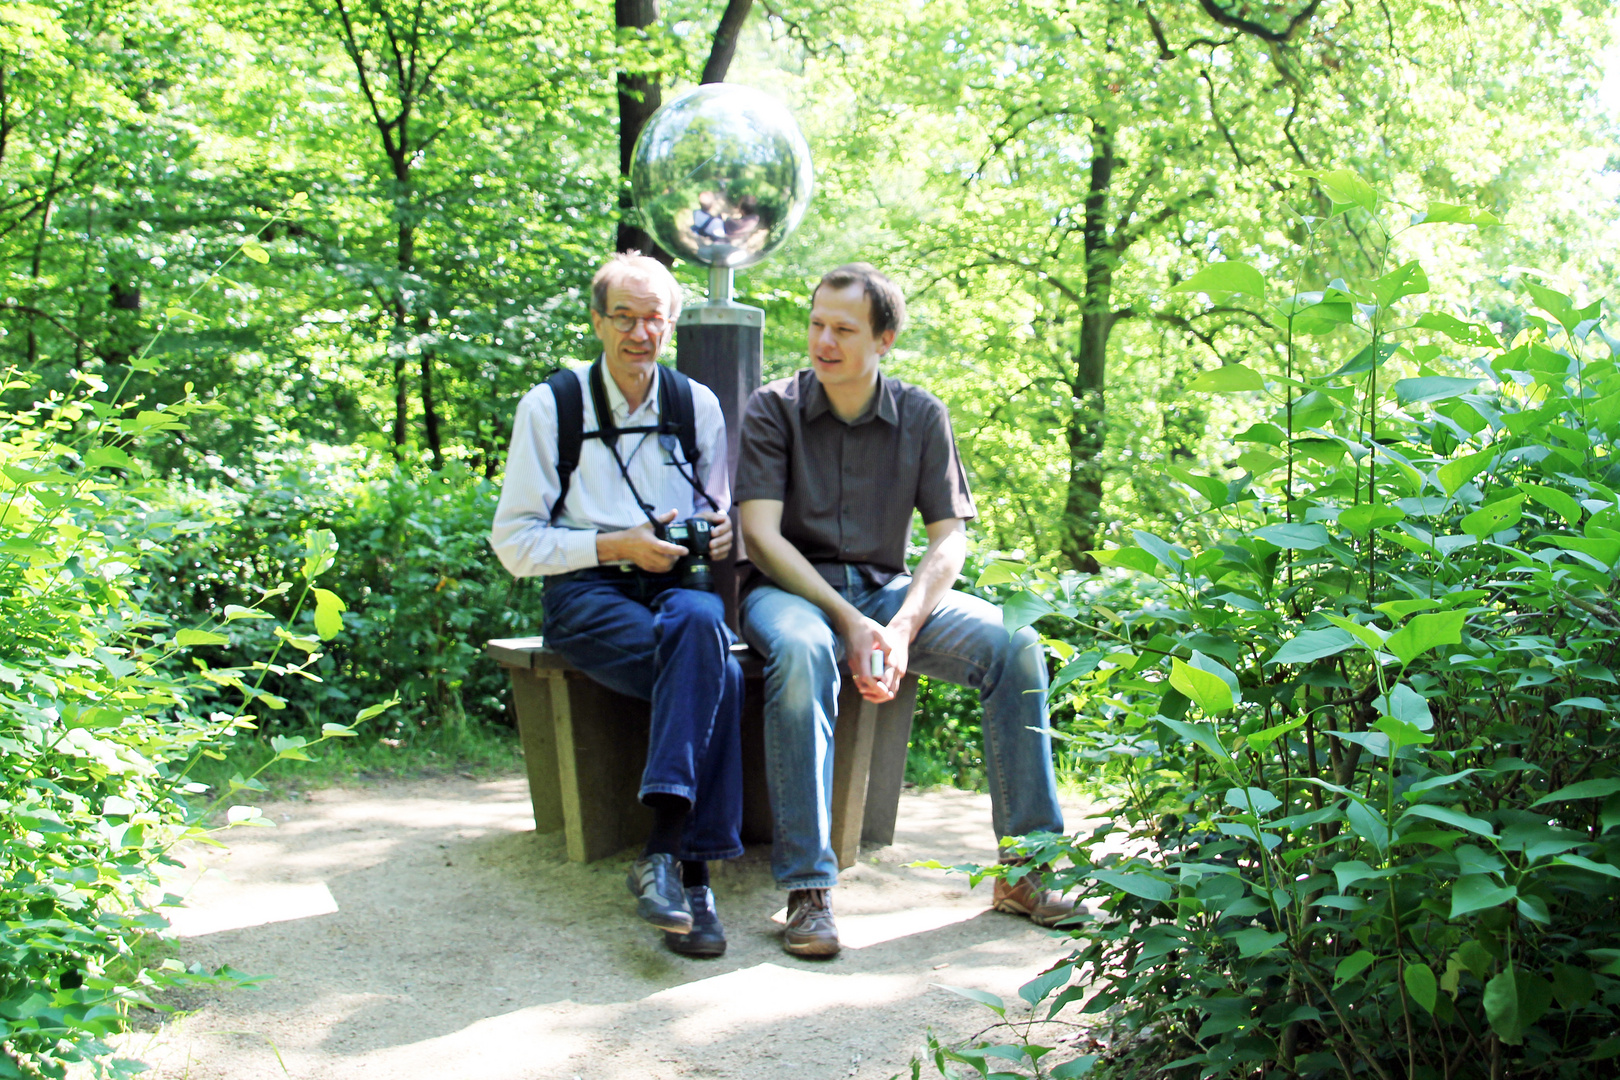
[739,567,1065,889]
[542,571,744,861]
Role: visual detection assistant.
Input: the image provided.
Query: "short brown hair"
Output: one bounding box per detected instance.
[812,263,906,336]
[591,251,682,322]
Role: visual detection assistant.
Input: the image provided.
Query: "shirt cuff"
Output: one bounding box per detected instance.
[562,528,600,572]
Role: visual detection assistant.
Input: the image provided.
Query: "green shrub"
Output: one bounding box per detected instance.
[0,269,391,1074]
[146,455,544,743]
[917,173,1620,1079]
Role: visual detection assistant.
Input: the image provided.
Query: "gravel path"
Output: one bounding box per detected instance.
[113,775,1095,1080]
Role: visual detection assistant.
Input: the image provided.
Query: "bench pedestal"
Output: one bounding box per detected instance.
[488,637,917,868]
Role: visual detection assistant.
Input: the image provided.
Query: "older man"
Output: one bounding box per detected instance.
[735,263,1071,958]
[491,252,741,958]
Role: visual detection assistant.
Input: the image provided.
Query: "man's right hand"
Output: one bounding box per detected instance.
[839,612,904,704]
[597,509,688,572]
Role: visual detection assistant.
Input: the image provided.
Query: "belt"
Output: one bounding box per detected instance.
[546,565,675,585]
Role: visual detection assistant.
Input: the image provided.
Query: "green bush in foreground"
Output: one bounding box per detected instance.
[915,173,1620,1079]
[0,311,393,1073]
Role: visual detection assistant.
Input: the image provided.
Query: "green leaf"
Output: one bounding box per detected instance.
[975,560,1024,588]
[1484,967,1523,1045]
[1373,716,1434,751]
[320,722,358,738]
[356,697,400,722]
[1418,202,1501,226]
[1370,260,1428,307]
[1532,778,1620,806]
[1049,1058,1097,1079]
[1375,684,1434,729]
[1170,261,1266,299]
[1519,484,1582,525]
[1019,964,1072,1006]
[1552,855,1620,880]
[1242,715,1306,751]
[313,588,347,641]
[223,604,271,621]
[1437,449,1495,496]
[1233,928,1287,957]
[1003,589,1055,634]
[1335,950,1377,985]
[1415,311,1499,348]
[1225,786,1282,815]
[1552,963,1596,1009]
[1321,613,1389,652]
[1158,718,1232,763]
[83,445,134,469]
[1089,547,1159,573]
[241,239,270,264]
[302,528,338,579]
[1384,610,1466,665]
[1338,502,1405,537]
[1460,493,1525,538]
[937,985,1006,1017]
[1168,466,1230,507]
[1393,376,1482,405]
[1451,874,1517,918]
[1170,657,1234,714]
[1186,364,1266,393]
[1404,962,1438,1014]
[1252,522,1331,551]
[1268,627,1358,666]
[1314,167,1379,211]
[1346,800,1389,855]
[1090,869,1172,902]
[1399,804,1495,838]
[175,628,230,648]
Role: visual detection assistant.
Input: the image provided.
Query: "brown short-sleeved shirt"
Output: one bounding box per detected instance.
[735,369,977,588]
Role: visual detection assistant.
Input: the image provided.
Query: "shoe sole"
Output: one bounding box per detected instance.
[782,936,840,958]
[667,935,727,958]
[637,900,694,934]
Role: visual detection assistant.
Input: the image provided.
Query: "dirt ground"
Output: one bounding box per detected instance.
[113,775,1098,1080]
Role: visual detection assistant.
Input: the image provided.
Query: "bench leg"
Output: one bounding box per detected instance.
[550,672,653,863]
[830,679,879,871]
[861,673,919,847]
[508,667,564,833]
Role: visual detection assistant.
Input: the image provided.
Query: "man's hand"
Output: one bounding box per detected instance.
[698,510,733,561]
[839,612,909,703]
[597,509,687,572]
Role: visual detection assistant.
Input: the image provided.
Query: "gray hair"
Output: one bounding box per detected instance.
[591,251,682,322]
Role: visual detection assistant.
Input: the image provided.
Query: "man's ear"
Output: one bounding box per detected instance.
[877,328,898,356]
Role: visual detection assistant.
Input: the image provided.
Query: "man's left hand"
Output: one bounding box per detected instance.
[698,511,733,561]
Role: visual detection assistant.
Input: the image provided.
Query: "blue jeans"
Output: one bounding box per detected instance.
[740,567,1065,889]
[542,571,744,861]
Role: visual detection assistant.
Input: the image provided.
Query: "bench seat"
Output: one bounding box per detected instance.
[488,636,918,868]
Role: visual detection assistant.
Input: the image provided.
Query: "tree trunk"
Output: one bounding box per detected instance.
[615,0,667,258]
[1061,119,1116,572]
[391,151,415,452]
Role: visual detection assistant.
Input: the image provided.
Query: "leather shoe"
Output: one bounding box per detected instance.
[992,864,1077,928]
[783,888,840,958]
[665,886,726,958]
[627,853,693,933]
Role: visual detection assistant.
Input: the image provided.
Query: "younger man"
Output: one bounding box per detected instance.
[735,264,1071,958]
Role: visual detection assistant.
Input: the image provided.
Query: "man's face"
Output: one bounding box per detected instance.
[590,275,674,389]
[808,283,895,393]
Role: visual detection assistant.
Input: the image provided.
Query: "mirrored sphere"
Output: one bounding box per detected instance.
[631,84,814,269]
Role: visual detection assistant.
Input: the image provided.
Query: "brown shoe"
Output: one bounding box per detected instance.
[783,888,840,958]
[992,865,1077,928]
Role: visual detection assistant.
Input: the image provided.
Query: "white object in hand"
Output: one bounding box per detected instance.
[869,646,885,677]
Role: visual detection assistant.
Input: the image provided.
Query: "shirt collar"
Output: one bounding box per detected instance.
[597,356,659,423]
[801,369,899,427]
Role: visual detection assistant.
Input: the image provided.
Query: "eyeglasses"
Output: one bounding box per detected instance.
[597,311,669,335]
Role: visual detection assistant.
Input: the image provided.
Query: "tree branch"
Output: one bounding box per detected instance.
[700,0,753,83]
[1196,0,1324,43]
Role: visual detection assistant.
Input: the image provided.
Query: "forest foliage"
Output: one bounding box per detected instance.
[2,0,1619,1075]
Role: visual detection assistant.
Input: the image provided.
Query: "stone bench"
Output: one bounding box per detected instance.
[487,636,919,868]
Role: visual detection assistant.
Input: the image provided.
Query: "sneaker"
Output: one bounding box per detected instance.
[665,886,726,958]
[627,853,693,933]
[783,888,840,958]
[992,864,1077,928]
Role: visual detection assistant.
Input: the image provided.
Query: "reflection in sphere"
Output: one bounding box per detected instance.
[631,84,814,270]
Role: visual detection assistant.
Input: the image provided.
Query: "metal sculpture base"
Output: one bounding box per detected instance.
[677,300,763,628]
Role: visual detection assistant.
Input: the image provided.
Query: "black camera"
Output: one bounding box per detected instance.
[662,517,714,592]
